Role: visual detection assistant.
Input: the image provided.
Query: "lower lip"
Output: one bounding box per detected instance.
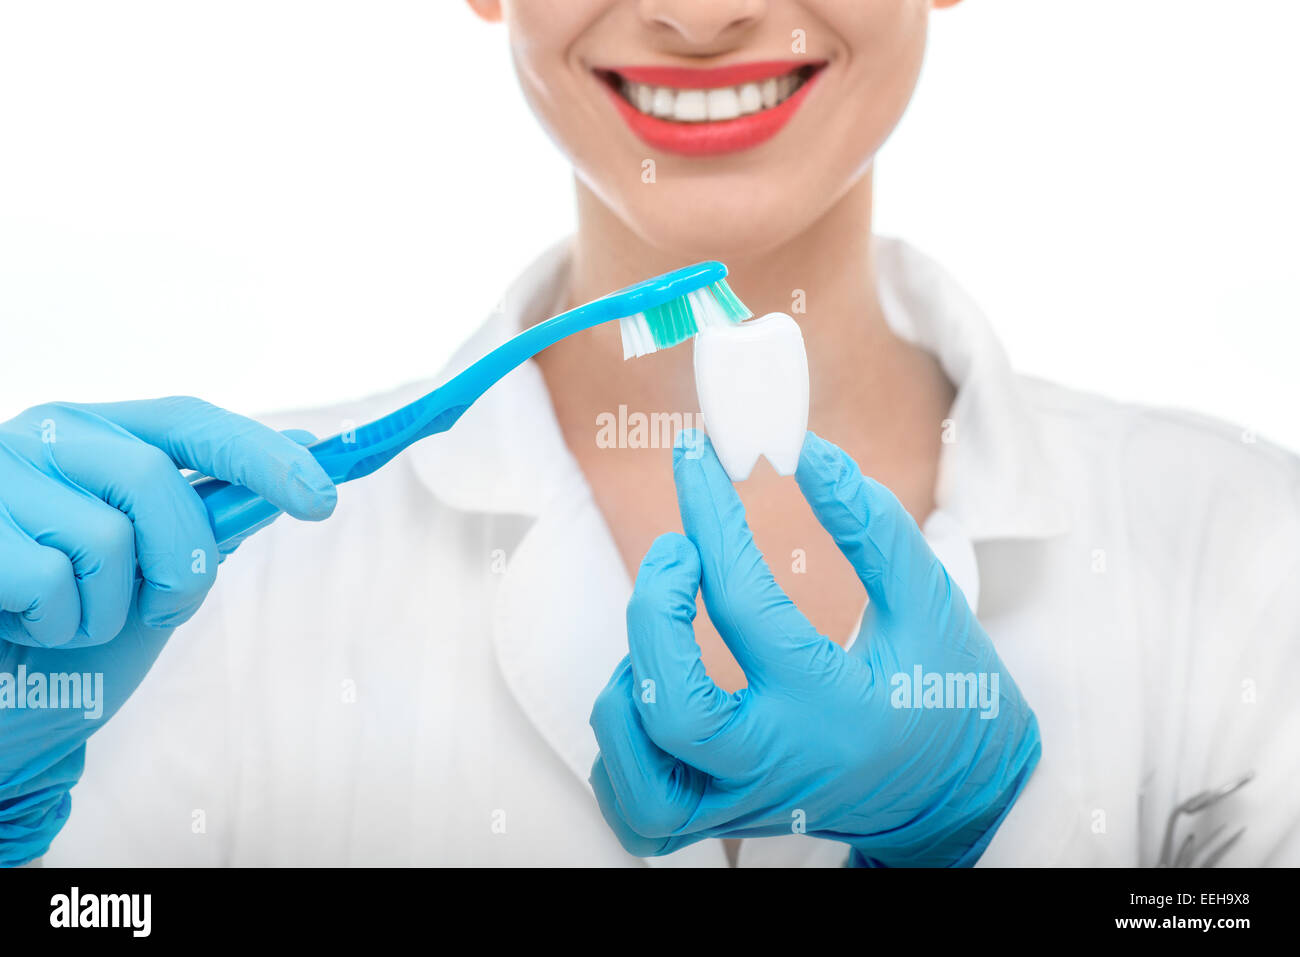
[602,73,822,158]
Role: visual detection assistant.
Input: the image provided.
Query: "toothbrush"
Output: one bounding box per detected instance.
[192,261,751,549]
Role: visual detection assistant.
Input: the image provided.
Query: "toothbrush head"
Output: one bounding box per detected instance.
[613,262,752,359]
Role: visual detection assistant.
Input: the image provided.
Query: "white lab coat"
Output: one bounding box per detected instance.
[46,238,1300,867]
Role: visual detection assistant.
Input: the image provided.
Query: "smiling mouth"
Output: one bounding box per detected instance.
[595,62,824,124]
[592,60,827,157]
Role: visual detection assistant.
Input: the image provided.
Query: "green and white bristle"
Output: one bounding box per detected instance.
[619,279,752,360]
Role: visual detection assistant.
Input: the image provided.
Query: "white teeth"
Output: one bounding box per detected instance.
[651,86,675,117]
[633,83,654,114]
[706,87,741,121]
[673,90,708,122]
[738,82,763,114]
[618,70,809,123]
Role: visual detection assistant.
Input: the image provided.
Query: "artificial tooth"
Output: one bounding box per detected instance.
[693,312,809,481]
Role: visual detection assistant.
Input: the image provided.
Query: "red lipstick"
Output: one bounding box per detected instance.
[596,60,826,158]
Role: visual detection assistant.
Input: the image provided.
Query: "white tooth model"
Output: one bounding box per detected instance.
[693,312,810,481]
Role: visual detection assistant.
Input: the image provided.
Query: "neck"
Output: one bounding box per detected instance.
[536,169,954,485]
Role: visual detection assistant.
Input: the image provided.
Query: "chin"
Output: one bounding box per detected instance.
[591,173,838,262]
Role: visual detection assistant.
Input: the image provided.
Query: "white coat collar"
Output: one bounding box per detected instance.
[407,235,1072,542]
[406,239,581,519]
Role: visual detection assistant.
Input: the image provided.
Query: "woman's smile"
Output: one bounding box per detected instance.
[490,0,927,255]
[593,59,827,157]
[593,59,828,156]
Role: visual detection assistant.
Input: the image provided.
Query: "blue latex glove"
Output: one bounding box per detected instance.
[589,430,1041,866]
[0,397,336,866]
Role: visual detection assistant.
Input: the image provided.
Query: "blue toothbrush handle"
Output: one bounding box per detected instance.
[191,260,731,551]
[189,310,600,549]
[192,472,286,549]
[191,386,473,551]
[191,434,357,550]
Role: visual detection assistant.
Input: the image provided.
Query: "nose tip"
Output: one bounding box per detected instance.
[638,0,766,47]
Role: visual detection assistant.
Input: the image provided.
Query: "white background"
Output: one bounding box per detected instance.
[1,1,1297,449]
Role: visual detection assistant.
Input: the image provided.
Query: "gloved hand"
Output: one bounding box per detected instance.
[0,397,336,866]
[589,430,1041,866]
